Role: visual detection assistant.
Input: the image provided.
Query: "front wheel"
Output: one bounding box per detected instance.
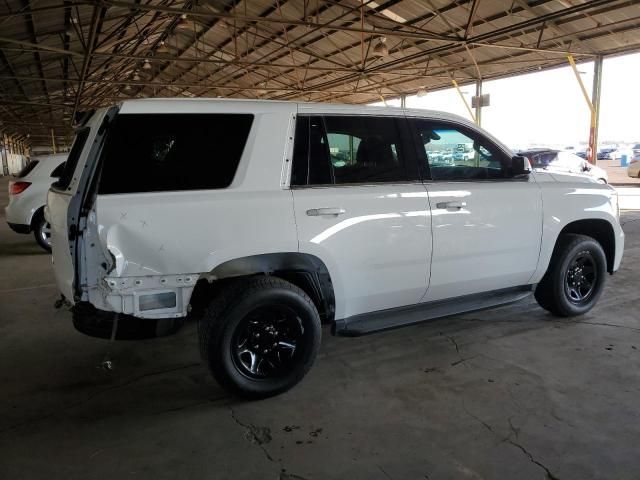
[535,234,607,317]
[198,277,321,399]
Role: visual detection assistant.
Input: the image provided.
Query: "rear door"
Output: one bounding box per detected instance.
[47,108,114,301]
[290,113,432,320]
[408,117,543,302]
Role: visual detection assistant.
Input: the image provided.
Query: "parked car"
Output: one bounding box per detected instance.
[47,100,624,398]
[518,149,608,183]
[597,147,617,160]
[628,153,640,178]
[5,154,67,251]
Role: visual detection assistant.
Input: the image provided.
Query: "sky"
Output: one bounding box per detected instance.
[373,52,640,150]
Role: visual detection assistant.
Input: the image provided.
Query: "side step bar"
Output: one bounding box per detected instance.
[332,285,535,337]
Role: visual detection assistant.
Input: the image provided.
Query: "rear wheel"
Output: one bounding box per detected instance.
[199,276,321,399]
[535,234,606,317]
[33,211,51,252]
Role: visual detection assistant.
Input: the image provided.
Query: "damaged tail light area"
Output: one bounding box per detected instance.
[9,181,31,195]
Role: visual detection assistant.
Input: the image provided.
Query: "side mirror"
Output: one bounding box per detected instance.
[510,155,531,177]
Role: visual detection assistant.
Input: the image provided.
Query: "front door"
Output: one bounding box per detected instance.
[290,114,432,320]
[408,117,543,302]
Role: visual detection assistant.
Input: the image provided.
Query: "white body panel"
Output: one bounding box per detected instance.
[5,154,66,227]
[529,171,624,282]
[292,184,431,319]
[422,179,542,301]
[45,98,624,325]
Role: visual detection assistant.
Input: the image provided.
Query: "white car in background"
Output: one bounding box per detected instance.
[5,154,67,251]
[518,149,608,184]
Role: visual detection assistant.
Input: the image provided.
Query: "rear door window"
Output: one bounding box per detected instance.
[291,115,418,186]
[97,114,253,194]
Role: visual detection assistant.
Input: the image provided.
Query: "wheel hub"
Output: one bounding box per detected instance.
[565,251,597,303]
[232,306,303,379]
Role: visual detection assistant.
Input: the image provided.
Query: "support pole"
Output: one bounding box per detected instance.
[567,54,600,164]
[475,79,483,126]
[400,94,407,109]
[51,128,56,154]
[590,55,603,165]
[451,79,476,123]
[0,133,8,176]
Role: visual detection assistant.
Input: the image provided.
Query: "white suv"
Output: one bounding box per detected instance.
[6,154,67,251]
[47,99,624,398]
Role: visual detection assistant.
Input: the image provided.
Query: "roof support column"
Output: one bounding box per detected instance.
[1,134,8,176]
[400,94,407,108]
[568,54,602,165]
[451,79,476,124]
[590,55,603,166]
[475,79,483,127]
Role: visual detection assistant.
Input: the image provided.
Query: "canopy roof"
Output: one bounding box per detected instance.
[0,0,638,144]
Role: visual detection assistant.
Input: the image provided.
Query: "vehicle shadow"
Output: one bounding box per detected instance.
[0,242,47,257]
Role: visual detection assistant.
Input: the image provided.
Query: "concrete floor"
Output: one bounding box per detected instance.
[1,175,639,480]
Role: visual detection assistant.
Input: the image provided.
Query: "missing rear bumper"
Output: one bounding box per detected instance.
[72,302,185,340]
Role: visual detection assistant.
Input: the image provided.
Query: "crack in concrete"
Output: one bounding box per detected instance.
[0,362,201,434]
[378,465,394,479]
[450,355,477,367]
[507,439,561,480]
[565,319,640,333]
[228,406,311,480]
[446,335,460,354]
[462,404,561,480]
[228,405,274,459]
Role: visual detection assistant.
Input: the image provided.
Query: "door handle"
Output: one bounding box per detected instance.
[436,201,466,210]
[306,207,346,217]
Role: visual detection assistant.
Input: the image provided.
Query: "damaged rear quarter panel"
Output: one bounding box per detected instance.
[86,106,298,318]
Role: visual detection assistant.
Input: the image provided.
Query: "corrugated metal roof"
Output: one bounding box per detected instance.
[0,0,638,144]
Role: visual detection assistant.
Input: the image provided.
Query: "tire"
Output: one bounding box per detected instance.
[198,276,321,399]
[32,210,52,252]
[535,234,607,317]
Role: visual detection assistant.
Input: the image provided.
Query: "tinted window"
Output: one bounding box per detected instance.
[528,152,558,168]
[98,114,253,194]
[292,115,415,186]
[53,128,90,190]
[412,120,509,181]
[51,161,66,178]
[16,160,39,178]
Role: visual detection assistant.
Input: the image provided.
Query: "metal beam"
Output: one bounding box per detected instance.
[591,55,604,165]
[101,0,462,42]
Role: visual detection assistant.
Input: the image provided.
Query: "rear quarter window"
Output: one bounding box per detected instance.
[15,160,39,178]
[97,114,253,194]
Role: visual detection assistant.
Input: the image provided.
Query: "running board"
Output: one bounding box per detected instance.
[332,286,535,337]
